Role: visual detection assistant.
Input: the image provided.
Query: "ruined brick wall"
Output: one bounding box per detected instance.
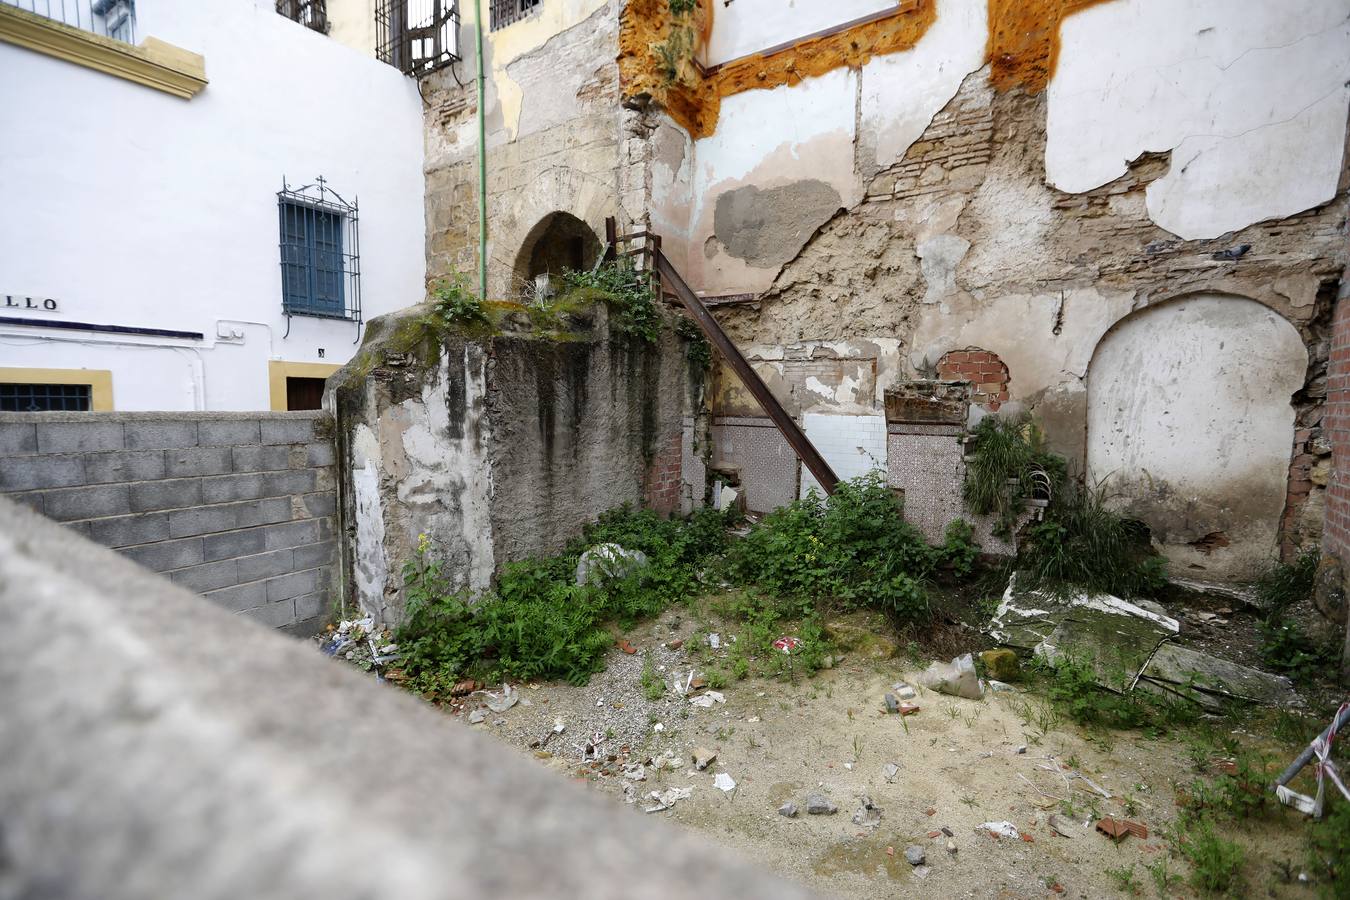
[1321,287,1350,672]
[644,429,685,515]
[0,412,337,633]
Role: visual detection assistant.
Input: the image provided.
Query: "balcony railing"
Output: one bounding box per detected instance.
[275,0,327,34]
[1,0,135,42]
[375,0,459,77]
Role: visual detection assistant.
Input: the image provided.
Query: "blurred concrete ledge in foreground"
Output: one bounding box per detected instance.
[0,495,815,900]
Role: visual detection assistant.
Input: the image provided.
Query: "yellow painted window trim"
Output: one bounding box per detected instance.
[0,3,207,99]
[268,361,342,412]
[0,367,114,411]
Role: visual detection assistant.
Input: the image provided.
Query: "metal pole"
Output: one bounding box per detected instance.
[474,0,488,299]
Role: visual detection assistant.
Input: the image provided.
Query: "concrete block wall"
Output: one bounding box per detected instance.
[0,411,336,633]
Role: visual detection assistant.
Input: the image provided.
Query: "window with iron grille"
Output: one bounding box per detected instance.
[375,0,460,77]
[0,383,92,412]
[5,0,137,43]
[488,0,539,31]
[275,0,328,33]
[277,177,361,323]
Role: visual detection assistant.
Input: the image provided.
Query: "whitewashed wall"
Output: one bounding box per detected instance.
[0,0,425,410]
[702,0,895,67]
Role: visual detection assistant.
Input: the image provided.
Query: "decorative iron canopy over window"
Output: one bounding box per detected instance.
[488,0,538,32]
[275,0,328,33]
[277,176,361,334]
[376,0,460,77]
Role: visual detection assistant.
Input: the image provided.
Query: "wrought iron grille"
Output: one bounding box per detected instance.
[275,0,327,33]
[0,383,91,412]
[277,177,361,327]
[488,0,538,31]
[2,0,135,42]
[375,0,460,77]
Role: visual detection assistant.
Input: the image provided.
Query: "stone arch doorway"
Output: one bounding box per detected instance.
[1086,294,1306,581]
[512,212,604,298]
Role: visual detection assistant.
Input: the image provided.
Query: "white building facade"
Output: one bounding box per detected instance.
[0,0,426,411]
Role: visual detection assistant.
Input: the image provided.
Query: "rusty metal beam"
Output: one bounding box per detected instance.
[650,247,840,496]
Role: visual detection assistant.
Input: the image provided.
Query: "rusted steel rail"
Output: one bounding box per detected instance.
[604,217,840,495]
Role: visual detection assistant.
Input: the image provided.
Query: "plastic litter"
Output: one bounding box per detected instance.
[713,773,736,793]
[645,786,691,813]
[690,690,725,708]
[772,636,801,654]
[917,653,984,699]
[980,821,1019,839]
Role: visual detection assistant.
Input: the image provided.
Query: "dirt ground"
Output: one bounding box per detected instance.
[430,603,1327,899]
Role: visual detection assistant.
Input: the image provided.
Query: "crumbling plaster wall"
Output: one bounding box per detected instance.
[649,0,1350,578]
[333,308,694,623]
[423,0,647,299]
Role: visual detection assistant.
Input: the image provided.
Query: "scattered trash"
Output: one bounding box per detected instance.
[746,716,760,723]
[898,702,920,716]
[467,709,485,724]
[1095,817,1148,842]
[885,846,894,857]
[708,633,722,650]
[778,802,798,818]
[980,821,1020,839]
[940,826,953,837]
[987,679,1016,693]
[772,636,801,654]
[652,722,664,732]
[575,543,649,585]
[617,639,638,654]
[451,679,480,697]
[852,796,883,829]
[713,772,737,793]
[883,763,900,783]
[692,747,718,770]
[917,653,984,700]
[690,691,725,708]
[667,639,684,650]
[904,846,926,866]
[622,763,647,781]
[884,693,900,714]
[806,793,838,815]
[1274,701,1350,818]
[483,683,518,713]
[946,839,958,854]
[893,682,917,700]
[645,786,691,813]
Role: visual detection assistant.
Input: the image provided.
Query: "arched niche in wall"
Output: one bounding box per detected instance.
[1086,294,1306,582]
[511,212,603,299]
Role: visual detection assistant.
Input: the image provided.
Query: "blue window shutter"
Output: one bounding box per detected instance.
[279,199,346,317]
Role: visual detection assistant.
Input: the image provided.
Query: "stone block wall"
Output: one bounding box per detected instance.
[0,411,336,633]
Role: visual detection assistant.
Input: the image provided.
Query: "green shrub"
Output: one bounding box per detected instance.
[1033,654,1197,735]
[431,275,491,331]
[726,472,939,626]
[1253,552,1333,683]
[936,519,979,577]
[1309,800,1350,892]
[963,416,1064,537]
[1178,817,1245,894]
[559,258,660,342]
[1019,479,1167,599]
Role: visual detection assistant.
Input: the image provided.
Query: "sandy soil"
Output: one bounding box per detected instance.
[441,605,1323,899]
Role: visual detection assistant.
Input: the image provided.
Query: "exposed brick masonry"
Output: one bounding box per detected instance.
[937,348,1010,411]
[0,411,336,633]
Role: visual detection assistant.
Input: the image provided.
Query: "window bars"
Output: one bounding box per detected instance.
[488,0,538,32]
[2,0,136,42]
[275,0,328,33]
[0,383,91,412]
[375,0,460,77]
[277,177,361,335]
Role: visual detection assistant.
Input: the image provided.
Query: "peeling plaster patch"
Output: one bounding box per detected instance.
[1046,0,1350,239]
[714,180,843,268]
[916,234,971,305]
[351,427,388,619]
[860,0,989,172]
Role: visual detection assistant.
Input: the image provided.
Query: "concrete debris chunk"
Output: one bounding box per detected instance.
[467,709,485,725]
[622,763,647,782]
[484,683,518,713]
[980,821,1019,839]
[805,793,838,815]
[893,682,917,700]
[644,786,691,813]
[989,574,1298,709]
[904,846,926,866]
[913,865,931,879]
[778,802,798,818]
[883,763,900,783]
[574,543,649,586]
[692,747,718,770]
[916,653,983,699]
[689,691,725,708]
[852,796,882,829]
[884,693,899,713]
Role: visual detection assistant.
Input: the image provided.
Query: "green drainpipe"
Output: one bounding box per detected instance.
[474,0,488,299]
